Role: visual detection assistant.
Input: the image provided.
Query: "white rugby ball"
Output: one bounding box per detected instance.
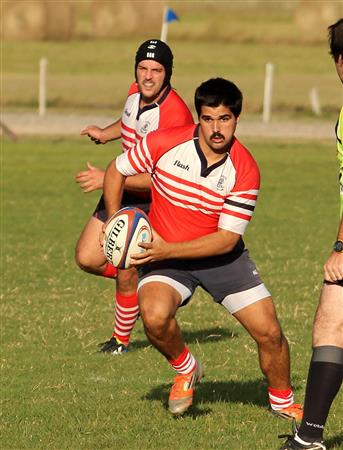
[103,207,152,269]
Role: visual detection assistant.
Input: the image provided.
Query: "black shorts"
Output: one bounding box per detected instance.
[324,279,343,287]
[93,192,151,223]
[138,249,270,314]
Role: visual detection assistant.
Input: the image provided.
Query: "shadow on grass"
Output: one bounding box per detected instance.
[326,433,343,450]
[97,326,238,353]
[142,377,269,417]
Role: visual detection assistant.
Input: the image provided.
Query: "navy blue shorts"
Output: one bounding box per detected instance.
[93,192,151,222]
[138,249,271,314]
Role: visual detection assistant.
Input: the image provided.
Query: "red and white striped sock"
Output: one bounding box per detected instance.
[268,387,294,411]
[102,263,118,279]
[114,292,139,346]
[168,347,197,375]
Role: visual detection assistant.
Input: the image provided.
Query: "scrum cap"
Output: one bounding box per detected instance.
[135,39,173,87]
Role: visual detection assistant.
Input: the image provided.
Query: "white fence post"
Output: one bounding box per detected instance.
[39,58,48,116]
[309,88,322,116]
[262,62,274,123]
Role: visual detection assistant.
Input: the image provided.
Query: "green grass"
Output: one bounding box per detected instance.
[1,136,342,449]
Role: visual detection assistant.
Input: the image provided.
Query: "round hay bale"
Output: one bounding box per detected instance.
[138,0,164,33]
[1,0,74,41]
[1,0,46,41]
[45,1,74,41]
[91,0,139,38]
[295,1,343,42]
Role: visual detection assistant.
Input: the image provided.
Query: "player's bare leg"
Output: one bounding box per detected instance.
[312,283,343,347]
[139,282,184,358]
[139,282,203,415]
[234,296,290,388]
[234,296,302,420]
[288,283,343,447]
[75,216,107,275]
[76,215,140,354]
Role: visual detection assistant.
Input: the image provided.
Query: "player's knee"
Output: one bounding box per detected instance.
[75,247,96,273]
[140,299,170,336]
[255,323,283,348]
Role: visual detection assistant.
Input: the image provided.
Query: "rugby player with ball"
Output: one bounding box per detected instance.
[103,77,303,418]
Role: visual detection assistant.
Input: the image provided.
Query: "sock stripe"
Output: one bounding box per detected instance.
[268,388,294,410]
[116,303,140,314]
[114,292,139,345]
[168,348,196,375]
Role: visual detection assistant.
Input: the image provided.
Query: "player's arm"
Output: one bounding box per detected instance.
[131,228,241,265]
[124,173,151,192]
[80,118,122,145]
[76,119,122,192]
[103,159,126,217]
[324,217,343,282]
[103,136,150,216]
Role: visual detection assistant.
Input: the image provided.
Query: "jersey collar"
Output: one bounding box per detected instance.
[193,125,230,177]
[137,84,171,120]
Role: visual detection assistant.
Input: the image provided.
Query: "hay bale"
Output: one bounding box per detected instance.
[1,0,74,41]
[45,1,74,41]
[295,1,343,42]
[91,0,163,38]
[1,0,46,41]
[91,0,138,38]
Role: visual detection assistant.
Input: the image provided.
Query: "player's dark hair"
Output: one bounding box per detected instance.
[328,18,343,62]
[194,78,243,118]
[135,39,173,89]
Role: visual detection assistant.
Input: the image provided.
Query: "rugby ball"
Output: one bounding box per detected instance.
[103,207,152,269]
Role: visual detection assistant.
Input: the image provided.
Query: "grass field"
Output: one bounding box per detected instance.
[1,135,342,449]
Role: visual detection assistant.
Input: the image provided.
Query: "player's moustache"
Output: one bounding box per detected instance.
[210,132,225,140]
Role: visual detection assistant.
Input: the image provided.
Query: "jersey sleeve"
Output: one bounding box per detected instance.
[219,141,260,235]
[116,134,154,176]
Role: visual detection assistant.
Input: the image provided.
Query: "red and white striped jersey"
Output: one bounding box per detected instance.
[116,124,260,242]
[120,82,193,153]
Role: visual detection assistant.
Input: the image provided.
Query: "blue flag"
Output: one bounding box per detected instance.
[166,8,178,23]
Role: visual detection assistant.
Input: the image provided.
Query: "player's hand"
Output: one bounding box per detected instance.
[75,162,105,192]
[324,251,343,282]
[130,229,171,265]
[80,125,107,145]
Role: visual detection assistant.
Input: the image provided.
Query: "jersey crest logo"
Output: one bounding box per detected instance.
[216,175,227,191]
[124,108,131,117]
[140,121,151,134]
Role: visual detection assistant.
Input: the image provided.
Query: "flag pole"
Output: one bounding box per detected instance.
[160,6,168,42]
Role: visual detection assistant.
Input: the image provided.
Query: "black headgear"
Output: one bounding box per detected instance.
[135,39,173,88]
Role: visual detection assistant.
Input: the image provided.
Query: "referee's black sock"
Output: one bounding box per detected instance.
[298,346,343,443]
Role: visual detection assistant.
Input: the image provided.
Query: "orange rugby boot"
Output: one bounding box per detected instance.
[168,361,204,415]
[271,403,303,421]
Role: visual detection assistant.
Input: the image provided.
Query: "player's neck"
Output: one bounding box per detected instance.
[140,85,168,108]
[198,133,231,166]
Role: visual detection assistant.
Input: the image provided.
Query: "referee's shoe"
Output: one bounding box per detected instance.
[278,420,326,450]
